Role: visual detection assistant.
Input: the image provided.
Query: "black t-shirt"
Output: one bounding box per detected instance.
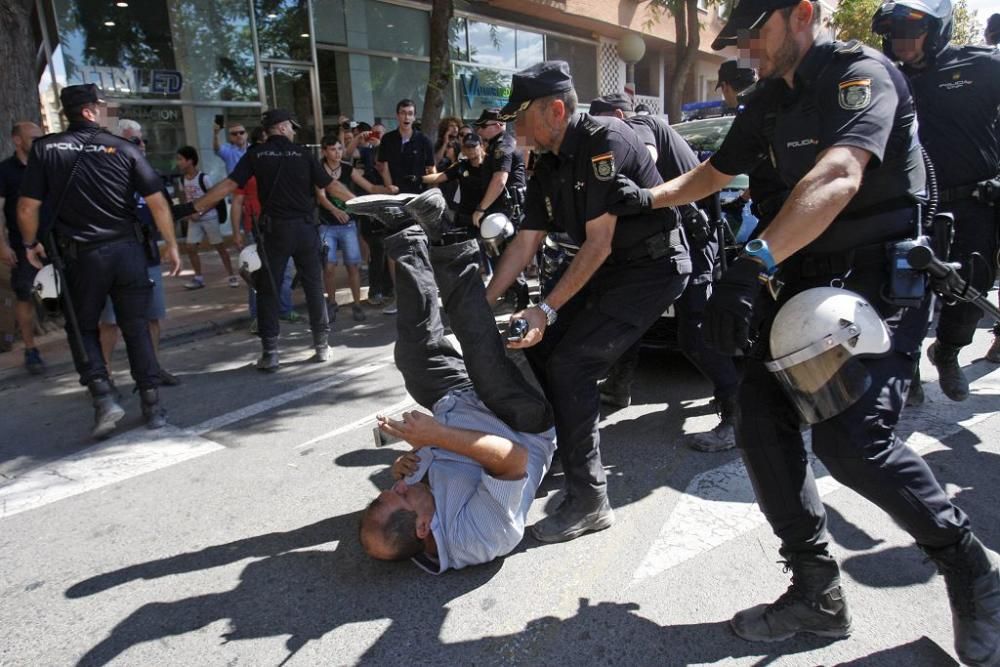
[376,129,435,194]
[319,160,354,225]
[483,132,527,191]
[353,144,382,193]
[905,45,1000,189]
[0,155,27,243]
[229,135,332,219]
[710,39,925,249]
[626,115,700,180]
[446,158,488,217]
[19,122,162,244]
[522,114,676,252]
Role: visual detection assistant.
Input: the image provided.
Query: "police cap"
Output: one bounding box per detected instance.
[462,133,482,148]
[711,0,802,50]
[499,61,574,121]
[261,108,301,130]
[474,108,504,127]
[60,84,105,112]
[715,60,757,89]
[588,93,633,115]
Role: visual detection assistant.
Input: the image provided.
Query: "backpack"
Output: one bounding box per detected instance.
[198,172,228,223]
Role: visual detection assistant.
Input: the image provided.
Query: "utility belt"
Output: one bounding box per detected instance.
[54,223,146,262]
[939,176,1000,205]
[258,214,315,235]
[607,226,685,266]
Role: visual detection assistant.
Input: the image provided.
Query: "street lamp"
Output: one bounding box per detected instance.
[618,33,646,102]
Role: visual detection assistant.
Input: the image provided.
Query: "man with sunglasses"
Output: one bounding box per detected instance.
[213,121,248,174]
[607,0,999,661]
[872,0,1000,389]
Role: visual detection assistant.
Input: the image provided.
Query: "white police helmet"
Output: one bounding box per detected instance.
[872,0,954,60]
[480,212,515,257]
[33,264,61,300]
[764,287,891,425]
[238,244,262,286]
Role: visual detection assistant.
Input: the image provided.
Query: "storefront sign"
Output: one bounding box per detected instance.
[458,71,511,110]
[117,106,181,121]
[73,66,184,96]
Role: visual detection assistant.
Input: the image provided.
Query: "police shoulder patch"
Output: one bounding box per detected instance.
[494,148,505,160]
[591,151,615,181]
[838,78,872,110]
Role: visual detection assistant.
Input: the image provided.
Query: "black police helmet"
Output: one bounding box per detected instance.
[871,0,953,63]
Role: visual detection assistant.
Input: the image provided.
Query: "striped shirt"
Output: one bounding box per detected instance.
[404,388,556,573]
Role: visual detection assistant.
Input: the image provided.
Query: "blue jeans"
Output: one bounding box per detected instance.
[246,231,294,318]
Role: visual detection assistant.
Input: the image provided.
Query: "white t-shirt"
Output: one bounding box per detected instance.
[183,172,218,222]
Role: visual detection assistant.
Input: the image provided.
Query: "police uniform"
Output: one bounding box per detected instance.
[502,62,691,532]
[475,108,527,222]
[904,44,1000,364]
[708,34,974,587]
[18,84,168,434]
[226,109,332,362]
[444,135,488,235]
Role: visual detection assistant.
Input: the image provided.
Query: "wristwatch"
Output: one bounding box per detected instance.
[23,240,39,250]
[742,239,779,275]
[537,301,558,326]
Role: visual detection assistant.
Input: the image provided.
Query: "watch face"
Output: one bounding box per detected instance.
[746,239,763,252]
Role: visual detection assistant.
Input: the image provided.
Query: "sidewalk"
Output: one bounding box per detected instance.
[0,249,364,380]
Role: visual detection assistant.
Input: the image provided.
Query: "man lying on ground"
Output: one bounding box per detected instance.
[351,190,556,573]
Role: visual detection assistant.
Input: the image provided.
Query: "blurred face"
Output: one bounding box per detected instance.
[175,154,193,172]
[719,81,739,108]
[396,105,415,128]
[890,31,928,66]
[341,129,354,144]
[737,4,808,81]
[477,121,504,141]
[323,142,344,162]
[12,123,42,156]
[462,144,483,164]
[514,98,567,154]
[229,125,247,146]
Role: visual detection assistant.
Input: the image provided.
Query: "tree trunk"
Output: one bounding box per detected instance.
[664,0,702,123]
[422,0,453,143]
[0,0,41,157]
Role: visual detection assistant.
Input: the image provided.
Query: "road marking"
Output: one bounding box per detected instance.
[0,359,394,519]
[294,397,417,449]
[631,377,1000,583]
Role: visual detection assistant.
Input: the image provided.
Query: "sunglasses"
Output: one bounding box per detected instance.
[128,137,144,146]
[230,130,246,136]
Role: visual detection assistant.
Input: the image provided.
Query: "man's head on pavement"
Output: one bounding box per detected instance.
[11,122,42,158]
[474,108,506,141]
[228,123,248,148]
[360,480,436,561]
[396,99,416,132]
[500,60,577,155]
[713,0,823,81]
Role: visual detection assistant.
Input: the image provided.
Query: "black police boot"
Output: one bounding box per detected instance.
[529,492,615,544]
[598,357,637,409]
[922,533,1000,667]
[310,330,332,363]
[89,379,126,440]
[689,394,738,452]
[256,337,280,372]
[731,552,852,642]
[906,365,925,407]
[402,189,448,242]
[139,388,167,430]
[928,341,970,402]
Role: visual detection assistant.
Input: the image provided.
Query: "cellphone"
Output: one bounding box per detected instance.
[214,114,224,128]
[370,129,382,140]
[507,318,529,342]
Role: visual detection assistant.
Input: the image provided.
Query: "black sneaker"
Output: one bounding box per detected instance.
[402,188,448,242]
[159,368,182,386]
[352,304,366,322]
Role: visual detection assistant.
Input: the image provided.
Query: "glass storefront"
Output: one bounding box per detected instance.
[44,0,601,163]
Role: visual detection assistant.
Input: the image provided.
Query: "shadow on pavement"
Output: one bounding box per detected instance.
[833,635,958,666]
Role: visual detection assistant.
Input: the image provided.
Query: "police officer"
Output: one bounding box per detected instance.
[873,0,1000,396]
[17,84,182,438]
[608,1,999,660]
[174,109,355,371]
[485,61,691,543]
[423,132,488,238]
[589,92,741,452]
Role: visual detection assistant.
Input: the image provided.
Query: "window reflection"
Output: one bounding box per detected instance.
[516,30,543,68]
[365,3,429,57]
[255,0,311,62]
[468,21,515,69]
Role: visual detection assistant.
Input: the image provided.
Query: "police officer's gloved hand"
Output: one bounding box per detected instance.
[606,174,653,217]
[704,256,764,355]
[172,202,196,220]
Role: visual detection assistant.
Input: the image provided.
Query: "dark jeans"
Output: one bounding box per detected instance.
[526,258,689,502]
[360,218,393,298]
[739,262,970,557]
[256,217,328,340]
[936,198,999,347]
[385,229,552,434]
[63,238,159,389]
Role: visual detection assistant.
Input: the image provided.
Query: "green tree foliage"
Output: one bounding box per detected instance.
[829,0,982,48]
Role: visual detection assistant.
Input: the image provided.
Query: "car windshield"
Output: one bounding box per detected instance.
[671,116,734,154]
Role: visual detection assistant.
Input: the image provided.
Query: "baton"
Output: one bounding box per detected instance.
[907,244,1000,323]
[44,231,91,367]
[250,215,281,304]
[710,193,728,272]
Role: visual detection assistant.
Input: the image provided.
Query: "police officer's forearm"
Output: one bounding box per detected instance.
[485,230,545,303]
[651,161,733,209]
[16,197,42,244]
[756,146,868,264]
[145,192,178,247]
[193,178,239,215]
[478,172,508,211]
[544,215,615,311]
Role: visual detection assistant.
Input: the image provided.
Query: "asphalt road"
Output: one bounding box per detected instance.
[1,307,998,667]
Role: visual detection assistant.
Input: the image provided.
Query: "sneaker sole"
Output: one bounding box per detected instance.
[730,618,852,643]
[92,405,126,439]
[530,512,615,544]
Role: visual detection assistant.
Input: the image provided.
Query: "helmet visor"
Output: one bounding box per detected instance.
[873,5,930,37]
[765,326,872,424]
